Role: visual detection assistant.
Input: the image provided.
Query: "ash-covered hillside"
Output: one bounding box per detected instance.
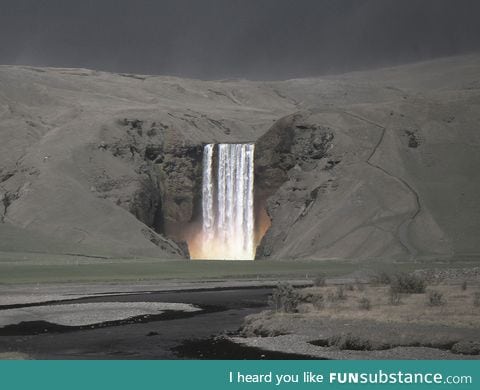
[1,54,479,260]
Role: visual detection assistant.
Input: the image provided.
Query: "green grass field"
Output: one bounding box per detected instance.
[1,250,478,285]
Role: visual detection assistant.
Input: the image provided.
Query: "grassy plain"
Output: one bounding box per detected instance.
[0,250,478,284]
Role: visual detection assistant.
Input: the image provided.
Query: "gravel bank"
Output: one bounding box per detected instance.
[0,302,199,327]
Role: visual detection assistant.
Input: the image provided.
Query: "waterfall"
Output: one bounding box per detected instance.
[199,143,255,260]
[202,144,215,244]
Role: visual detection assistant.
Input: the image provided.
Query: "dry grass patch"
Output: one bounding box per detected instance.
[300,284,480,328]
[0,352,30,360]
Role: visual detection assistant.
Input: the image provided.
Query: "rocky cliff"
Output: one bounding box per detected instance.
[1,54,479,260]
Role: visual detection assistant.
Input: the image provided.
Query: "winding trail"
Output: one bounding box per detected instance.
[343,110,421,259]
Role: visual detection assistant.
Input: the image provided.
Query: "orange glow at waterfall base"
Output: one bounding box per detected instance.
[188,206,271,260]
[255,206,271,247]
[188,233,253,260]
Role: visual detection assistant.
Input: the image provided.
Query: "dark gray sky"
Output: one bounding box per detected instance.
[1,0,479,80]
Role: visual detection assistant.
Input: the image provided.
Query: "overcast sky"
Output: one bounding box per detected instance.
[1,0,479,80]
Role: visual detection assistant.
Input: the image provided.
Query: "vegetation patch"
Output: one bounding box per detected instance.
[427,290,445,306]
[390,272,426,294]
[358,297,371,310]
[268,283,300,313]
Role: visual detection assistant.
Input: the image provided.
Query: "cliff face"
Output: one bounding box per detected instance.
[94,118,205,255]
[254,56,480,260]
[0,66,292,258]
[1,55,480,260]
[254,113,335,259]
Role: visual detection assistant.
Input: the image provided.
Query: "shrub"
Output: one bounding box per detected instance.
[355,279,366,292]
[473,292,480,307]
[328,333,372,351]
[371,270,392,285]
[312,294,325,309]
[388,287,402,305]
[313,273,326,287]
[335,285,346,300]
[390,272,426,294]
[268,283,300,313]
[326,285,347,303]
[326,291,336,302]
[358,297,371,310]
[427,290,445,306]
[298,291,325,310]
[299,291,314,303]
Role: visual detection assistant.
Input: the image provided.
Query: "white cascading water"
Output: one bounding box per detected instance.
[199,143,255,260]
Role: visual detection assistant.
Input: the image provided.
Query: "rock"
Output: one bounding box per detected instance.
[451,341,480,355]
[254,113,334,259]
